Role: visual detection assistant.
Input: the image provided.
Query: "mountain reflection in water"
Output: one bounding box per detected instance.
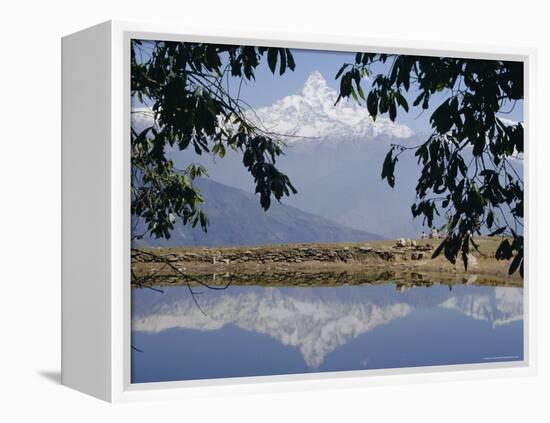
[131,281,523,383]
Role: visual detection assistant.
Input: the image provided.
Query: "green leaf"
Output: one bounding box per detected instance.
[212,142,226,158]
[379,95,389,113]
[335,64,350,80]
[396,91,409,112]
[519,261,524,277]
[367,91,378,120]
[199,210,208,231]
[350,86,359,103]
[340,74,352,98]
[267,48,277,74]
[389,100,397,122]
[486,210,494,228]
[461,237,470,271]
[381,149,397,188]
[508,251,522,275]
[489,226,506,236]
[432,238,447,259]
[495,239,513,260]
[279,49,287,75]
[413,92,425,107]
[286,49,296,71]
[356,82,366,101]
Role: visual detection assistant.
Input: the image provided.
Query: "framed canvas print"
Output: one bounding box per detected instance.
[62,21,537,402]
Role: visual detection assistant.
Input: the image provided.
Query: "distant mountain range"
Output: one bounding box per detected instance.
[134,178,381,248]
[132,71,522,241]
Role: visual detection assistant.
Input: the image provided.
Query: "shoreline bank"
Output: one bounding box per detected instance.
[131,238,522,288]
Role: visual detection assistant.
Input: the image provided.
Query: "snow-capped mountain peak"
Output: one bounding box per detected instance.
[249,71,414,143]
[131,71,414,144]
[300,70,335,104]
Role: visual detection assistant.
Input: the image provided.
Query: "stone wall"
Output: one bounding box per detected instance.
[133,243,434,265]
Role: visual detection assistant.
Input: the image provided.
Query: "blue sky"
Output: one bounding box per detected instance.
[232,49,355,108]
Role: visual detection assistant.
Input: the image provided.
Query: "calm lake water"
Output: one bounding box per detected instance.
[131,281,523,383]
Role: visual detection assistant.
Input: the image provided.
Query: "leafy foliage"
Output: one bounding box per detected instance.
[131,40,297,239]
[336,54,524,276]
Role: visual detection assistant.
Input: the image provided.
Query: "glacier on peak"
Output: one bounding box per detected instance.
[249,71,414,143]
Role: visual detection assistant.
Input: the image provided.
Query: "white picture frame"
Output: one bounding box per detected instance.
[61,20,537,403]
